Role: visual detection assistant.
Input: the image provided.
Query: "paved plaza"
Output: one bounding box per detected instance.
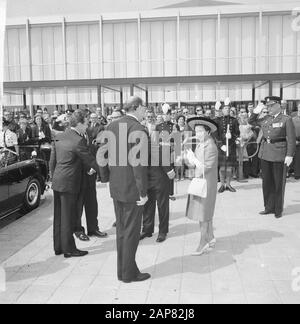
[1,178,300,304]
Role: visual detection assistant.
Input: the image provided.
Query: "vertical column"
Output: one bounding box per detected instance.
[138,14,141,77]
[176,12,180,77]
[269,80,273,96]
[62,18,68,111]
[97,85,102,107]
[64,87,68,112]
[62,17,67,80]
[145,88,149,108]
[26,19,34,116]
[130,85,134,96]
[252,85,256,103]
[280,85,283,100]
[259,11,263,73]
[120,88,123,109]
[99,15,104,79]
[23,89,27,110]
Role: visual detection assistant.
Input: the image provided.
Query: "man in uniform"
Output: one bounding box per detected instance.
[249,97,296,218]
[292,104,300,180]
[215,98,240,193]
[156,103,179,201]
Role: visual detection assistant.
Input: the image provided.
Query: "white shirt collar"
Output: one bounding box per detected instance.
[126,113,139,122]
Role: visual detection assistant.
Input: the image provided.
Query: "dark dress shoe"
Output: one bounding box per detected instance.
[156,234,167,243]
[64,250,89,259]
[75,233,90,242]
[122,273,151,283]
[259,210,275,215]
[295,177,300,180]
[55,251,62,256]
[112,222,116,227]
[218,185,226,193]
[226,185,236,193]
[169,196,176,201]
[88,230,108,238]
[140,232,152,241]
[275,214,283,219]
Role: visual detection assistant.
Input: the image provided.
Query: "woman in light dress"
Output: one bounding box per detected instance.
[184,117,219,256]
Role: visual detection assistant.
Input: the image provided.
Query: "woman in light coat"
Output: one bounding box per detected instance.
[184,117,219,256]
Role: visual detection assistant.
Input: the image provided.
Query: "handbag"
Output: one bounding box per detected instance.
[188,177,207,198]
[187,140,207,198]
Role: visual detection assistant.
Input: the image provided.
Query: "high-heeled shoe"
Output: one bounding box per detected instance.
[209,238,217,248]
[192,243,210,256]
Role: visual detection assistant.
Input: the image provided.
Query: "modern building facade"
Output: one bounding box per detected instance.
[3,0,300,111]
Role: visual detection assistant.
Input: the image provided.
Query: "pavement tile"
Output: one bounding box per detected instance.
[0,178,299,304]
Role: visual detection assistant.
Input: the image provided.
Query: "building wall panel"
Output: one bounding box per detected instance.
[189,19,202,76]
[150,21,164,77]
[202,19,216,75]
[89,24,100,79]
[77,25,91,79]
[103,23,114,78]
[141,21,151,77]
[66,25,78,79]
[125,22,138,78]
[164,20,177,77]
[268,16,283,73]
[179,20,189,76]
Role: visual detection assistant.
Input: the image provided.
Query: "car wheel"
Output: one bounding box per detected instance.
[22,178,41,212]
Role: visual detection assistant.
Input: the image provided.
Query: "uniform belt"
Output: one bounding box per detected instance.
[264,138,286,144]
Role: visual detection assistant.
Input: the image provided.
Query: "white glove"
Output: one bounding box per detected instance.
[254,102,265,115]
[226,132,232,140]
[137,196,148,206]
[186,149,197,165]
[87,168,96,176]
[285,156,293,167]
[167,169,176,180]
[221,145,227,153]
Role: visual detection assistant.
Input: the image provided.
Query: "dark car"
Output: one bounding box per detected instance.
[0,148,48,220]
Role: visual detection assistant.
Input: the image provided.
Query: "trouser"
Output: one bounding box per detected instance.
[250,154,260,177]
[260,159,286,215]
[74,175,99,234]
[143,182,170,235]
[53,191,77,254]
[219,166,233,185]
[113,200,143,281]
[295,145,300,178]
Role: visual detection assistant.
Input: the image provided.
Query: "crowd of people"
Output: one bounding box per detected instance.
[1,97,300,283]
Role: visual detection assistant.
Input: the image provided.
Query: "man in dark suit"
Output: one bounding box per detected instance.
[50,110,99,258]
[140,124,176,243]
[249,97,296,218]
[74,114,108,241]
[97,96,150,283]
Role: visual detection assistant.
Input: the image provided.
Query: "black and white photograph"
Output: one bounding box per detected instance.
[0,0,300,306]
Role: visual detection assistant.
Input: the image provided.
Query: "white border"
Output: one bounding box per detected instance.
[0,0,7,133]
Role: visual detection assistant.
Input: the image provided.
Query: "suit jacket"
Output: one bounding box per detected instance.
[50,129,98,194]
[98,115,148,203]
[249,113,296,162]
